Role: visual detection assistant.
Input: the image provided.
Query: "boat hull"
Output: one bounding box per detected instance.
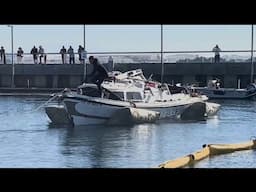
[63,94,205,125]
[45,105,72,124]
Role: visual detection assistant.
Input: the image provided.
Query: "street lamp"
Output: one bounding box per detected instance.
[7,25,14,88]
[160,24,164,84]
[83,24,87,83]
[251,25,254,83]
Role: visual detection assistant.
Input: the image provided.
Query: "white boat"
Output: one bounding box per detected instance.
[45,98,220,124]
[62,69,208,126]
[189,80,256,100]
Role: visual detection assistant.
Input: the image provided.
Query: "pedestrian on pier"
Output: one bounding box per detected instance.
[17,47,24,64]
[60,46,67,64]
[39,46,47,64]
[31,46,38,64]
[0,46,6,64]
[212,44,221,63]
[108,56,114,71]
[68,46,75,64]
[78,45,85,64]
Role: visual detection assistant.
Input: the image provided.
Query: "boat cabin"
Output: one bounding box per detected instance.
[77,83,144,102]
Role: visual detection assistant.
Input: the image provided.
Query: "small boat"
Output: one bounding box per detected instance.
[189,79,256,99]
[62,69,208,126]
[45,70,220,125]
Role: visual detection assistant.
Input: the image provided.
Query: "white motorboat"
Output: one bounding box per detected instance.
[62,69,208,126]
[189,79,256,100]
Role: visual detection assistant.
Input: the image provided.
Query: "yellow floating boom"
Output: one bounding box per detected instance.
[158,139,256,168]
[208,140,256,156]
[191,146,210,161]
[158,154,194,168]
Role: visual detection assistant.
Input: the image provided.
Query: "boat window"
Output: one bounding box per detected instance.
[126,92,142,101]
[247,84,256,90]
[109,92,124,100]
[213,90,225,95]
[82,87,101,97]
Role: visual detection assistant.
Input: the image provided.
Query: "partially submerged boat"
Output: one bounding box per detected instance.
[61,69,211,125]
[45,69,220,125]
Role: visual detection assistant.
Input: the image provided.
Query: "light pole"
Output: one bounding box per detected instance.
[160,24,164,84]
[251,24,254,83]
[8,25,14,88]
[83,24,86,49]
[83,24,87,83]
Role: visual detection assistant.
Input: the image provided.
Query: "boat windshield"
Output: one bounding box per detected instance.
[126,92,142,101]
[102,91,123,101]
[110,92,124,100]
[79,87,101,97]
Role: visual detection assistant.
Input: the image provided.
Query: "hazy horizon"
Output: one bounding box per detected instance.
[0,25,254,57]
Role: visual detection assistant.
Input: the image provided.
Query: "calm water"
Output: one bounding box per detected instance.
[0,96,256,168]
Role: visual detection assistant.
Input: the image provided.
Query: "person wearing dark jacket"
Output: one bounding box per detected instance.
[89,56,108,90]
[0,46,6,64]
[60,46,67,64]
[30,46,38,64]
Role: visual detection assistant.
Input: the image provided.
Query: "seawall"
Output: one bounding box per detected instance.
[0,62,254,89]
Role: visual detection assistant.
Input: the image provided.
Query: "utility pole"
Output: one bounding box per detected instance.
[160,24,164,84]
[251,24,254,83]
[8,25,14,88]
[83,24,87,83]
[83,24,86,49]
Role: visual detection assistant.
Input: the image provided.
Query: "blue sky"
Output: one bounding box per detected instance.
[0,25,253,56]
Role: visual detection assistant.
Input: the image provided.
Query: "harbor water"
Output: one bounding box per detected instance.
[0,96,256,168]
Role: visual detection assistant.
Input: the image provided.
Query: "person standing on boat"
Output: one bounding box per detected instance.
[88,56,109,91]
[212,45,221,63]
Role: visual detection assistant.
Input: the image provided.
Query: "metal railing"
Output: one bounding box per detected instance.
[0,50,256,65]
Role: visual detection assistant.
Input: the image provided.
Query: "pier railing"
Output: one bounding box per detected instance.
[1,50,256,64]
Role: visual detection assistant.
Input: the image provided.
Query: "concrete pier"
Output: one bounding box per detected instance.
[0,62,254,89]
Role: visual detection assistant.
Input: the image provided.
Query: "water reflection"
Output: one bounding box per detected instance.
[59,124,160,168]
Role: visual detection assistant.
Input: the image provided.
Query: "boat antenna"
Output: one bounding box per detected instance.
[148,74,153,81]
[250,24,254,83]
[160,24,164,84]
